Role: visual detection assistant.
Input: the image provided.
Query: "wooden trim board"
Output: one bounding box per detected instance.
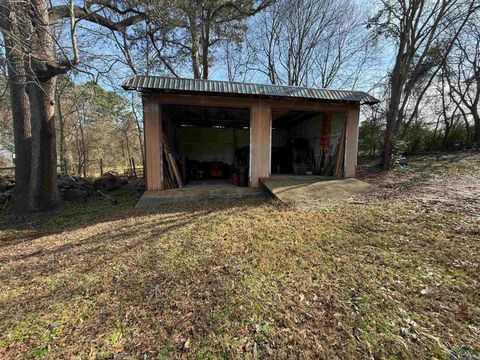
[143,96,163,190]
[250,101,271,187]
[344,106,360,177]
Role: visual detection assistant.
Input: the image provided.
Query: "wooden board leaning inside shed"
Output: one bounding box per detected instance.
[160,104,251,189]
[271,111,347,177]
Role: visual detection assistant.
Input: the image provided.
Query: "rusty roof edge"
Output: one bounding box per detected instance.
[121,75,381,105]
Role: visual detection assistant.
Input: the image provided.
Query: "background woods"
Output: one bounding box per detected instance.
[56,80,143,177]
[0,0,479,213]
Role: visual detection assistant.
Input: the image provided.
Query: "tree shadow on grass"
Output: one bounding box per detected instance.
[0,196,269,284]
[0,190,270,248]
[0,196,272,357]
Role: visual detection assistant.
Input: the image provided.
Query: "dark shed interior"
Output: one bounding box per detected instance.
[271,110,347,176]
[162,104,250,187]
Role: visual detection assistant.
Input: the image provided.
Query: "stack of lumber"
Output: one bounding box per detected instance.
[318,125,346,177]
[333,125,346,177]
[162,133,183,189]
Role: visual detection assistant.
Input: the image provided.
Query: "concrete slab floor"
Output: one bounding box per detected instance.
[135,185,265,208]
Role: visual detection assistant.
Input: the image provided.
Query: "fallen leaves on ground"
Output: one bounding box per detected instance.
[0,153,479,359]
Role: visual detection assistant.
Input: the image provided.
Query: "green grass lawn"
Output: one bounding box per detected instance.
[1,154,479,359]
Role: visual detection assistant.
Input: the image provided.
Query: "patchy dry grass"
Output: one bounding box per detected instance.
[0,154,479,359]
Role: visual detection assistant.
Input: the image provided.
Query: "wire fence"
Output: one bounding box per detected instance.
[1,159,144,179]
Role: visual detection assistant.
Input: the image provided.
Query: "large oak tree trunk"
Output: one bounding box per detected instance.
[382,72,404,169]
[1,1,33,212]
[26,78,63,211]
[5,43,32,211]
[24,0,63,211]
[2,0,145,213]
[1,0,62,213]
[382,34,408,170]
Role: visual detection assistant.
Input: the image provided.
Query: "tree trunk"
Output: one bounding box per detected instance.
[191,39,201,79]
[382,86,403,169]
[25,0,63,212]
[5,42,32,212]
[1,1,32,213]
[441,124,451,151]
[189,9,201,79]
[79,120,87,177]
[26,78,63,211]
[55,80,67,173]
[201,17,211,80]
[472,109,480,147]
[382,38,407,169]
[429,116,441,151]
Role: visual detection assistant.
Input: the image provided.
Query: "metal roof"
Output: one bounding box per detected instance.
[122,75,380,105]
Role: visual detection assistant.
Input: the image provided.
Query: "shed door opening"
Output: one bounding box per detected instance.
[271,110,347,176]
[162,104,250,188]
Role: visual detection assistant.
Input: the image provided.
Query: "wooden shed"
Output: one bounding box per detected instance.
[122,76,379,205]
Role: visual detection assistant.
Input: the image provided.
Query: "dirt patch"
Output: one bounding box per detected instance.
[357,152,480,216]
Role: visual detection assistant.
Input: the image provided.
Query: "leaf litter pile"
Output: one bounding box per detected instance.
[0,153,479,359]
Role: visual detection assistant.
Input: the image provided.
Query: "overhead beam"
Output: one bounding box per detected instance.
[151,93,358,112]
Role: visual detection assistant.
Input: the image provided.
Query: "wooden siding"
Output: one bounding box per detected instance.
[143,96,163,190]
[344,106,360,177]
[250,101,271,187]
[142,93,362,189]
[150,93,358,112]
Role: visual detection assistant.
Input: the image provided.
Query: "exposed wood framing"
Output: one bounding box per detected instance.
[143,93,362,189]
[151,93,357,112]
[143,96,163,190]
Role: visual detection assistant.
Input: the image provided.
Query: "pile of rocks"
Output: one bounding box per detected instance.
[0,172,130,210]
[0,176,14,210]
[0,189,12,210]
[0,175,14,193]
[58,172,128,202]
[93,172,128,192]
[126,178,145,195]
[57,174,97,202]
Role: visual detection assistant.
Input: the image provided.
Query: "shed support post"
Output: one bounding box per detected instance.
[249,101,271,187]
[143,97,163,190]
[344,106,360,178]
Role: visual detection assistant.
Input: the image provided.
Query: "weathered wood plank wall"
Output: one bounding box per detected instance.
[143,93,361,189]
[249,101,271,187]
[344,106,360,177]
[143,96,163,190]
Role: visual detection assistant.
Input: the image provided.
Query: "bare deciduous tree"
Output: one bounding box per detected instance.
[251,0,375,87]
[0,0,146,212]
[444,14,480,145]
[369,0,480,168]
[146,0,273,79]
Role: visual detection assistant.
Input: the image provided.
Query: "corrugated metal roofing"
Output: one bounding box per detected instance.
[122,75,380,105]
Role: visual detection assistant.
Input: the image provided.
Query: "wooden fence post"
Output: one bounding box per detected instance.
[131,157,137,178]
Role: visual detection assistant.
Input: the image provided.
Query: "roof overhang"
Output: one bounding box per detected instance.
[122,75,380,106]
